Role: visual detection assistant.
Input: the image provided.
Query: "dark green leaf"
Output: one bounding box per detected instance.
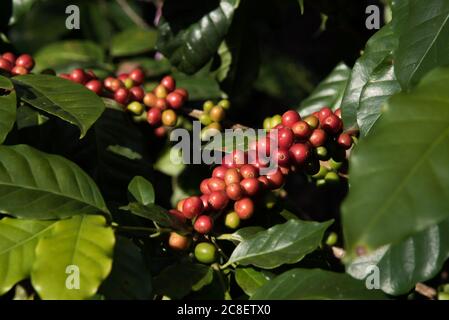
[110,27,157,57]
[16,104,49,130]
[128,176,155,206]
[0,75,16,143]
[121,202,174,228]
[235,267,274,296]
[343,67,449,256]
[174,72,224,101]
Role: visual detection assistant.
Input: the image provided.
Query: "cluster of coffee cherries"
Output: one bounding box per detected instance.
[0,52,35,75]
[166,106,356,264]
[199,99,230,141]
[59,68,188,138]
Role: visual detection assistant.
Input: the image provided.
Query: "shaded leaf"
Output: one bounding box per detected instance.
[128,176,155,206]
[111,27,157,57]
[235,267,274,296]
[0,75,16,143]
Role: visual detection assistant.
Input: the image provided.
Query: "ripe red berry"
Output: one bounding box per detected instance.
[59,73,71,80]
[85,80,103,94]
[177,199,185,212]
[318,107,333,123]
[200,194,210,211]
[256,136,274,158]
[292,120,312,140]
[174,88,188,101]
[200,179,212,195]
[147,107,162,126]
[337,133,352,149]
[334,108,342,119]
[240,178,260,196]
[15,54,34,70]
[0,58,13,72]
[129,68,145,85]
[154,126,166,138]
[168,209,187,224]
[2,52,16,64]
[194,215,213,234]
[182,196,204,219]
[166,92,184,110]
[212,166,227,180]
[85,70,96,81]
[118,73,129,82]
[224,168,242,185]
[289,143,310,165]
[129,86,145,102]
[281,110,301,128]
[309,129,327,147]
[161,75,176,92]
[143,92,157,108]
[155,98,168,110]
[208,191,229,211]
[168,232,190,251]
[234,198,254,220]
[277,127,294,149]
[266,168,285,189]
[240,164,259,179]
[223,150,247,168]
[274,148,290,167]
[11,66,28,75]
[70,68,87,84]
[226,183,244,201]
[207,177,226,192]
[321,114,342,135]
[114,88,130,105]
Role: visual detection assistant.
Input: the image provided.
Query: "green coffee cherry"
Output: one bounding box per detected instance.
[324,171,340,184]
[200,114,212,126]
[218,99,230,110]
[123,78,134,89]
[225,211,240,229]
[329,158,343,170]
[438,292,449,300]
[312,165,328,179]
[270,114,282,128]
[263,117,272,130]
[325,232,338,246]
[203,100,214,113]
[316,146,329,160]
[127,101,144,115]
[194,242,217,264]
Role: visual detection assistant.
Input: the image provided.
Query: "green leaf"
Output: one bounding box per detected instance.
[110,27,157,57]
[157,0,240,74]
[31,215,115,300]
[251,268,386,300]
[0,144,109,220]
[154,145,185,177]
[152,261,213,299]
[9,0,37,25]
[235,267,274,297]
[127,176,155,206]
[298,62,351,117]
[33,40,105,73]
[220,226,265,243]
[99,236,152,300]
[0,218,56,295]
[120,202,175,228]
[341,24,399,134]
[0,75,17,143]
[395,0,449,89]
[174,72,224,101]
[342,67,449,255]
[16,104,49,130]
[228,219,333,269]
[347,219,449,295]
[13,74,105,138]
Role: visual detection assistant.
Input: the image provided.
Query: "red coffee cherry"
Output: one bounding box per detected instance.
[240,164,259,179]
[274,148,290,167]
[200,179,212,195]
[255,136,274,157]
[166,92,184,110]
[118,73,129,82]
[212,166,227,180]
[129,86,145,102]
[304,115,319,129]
[85,80,103,94]
[277,127,294,149]
[2,52,16,64]
[15,54,34,70]
[208,191,229,211]
[281,110,301,128]
[59,73,71,80]
[334,108,342,119]
[292,120,312,140]
[168,232,190,251]
[258,176,270,189]
[224,168,242,185]
[174,88,188,101]
[155,98,168,110]
[240,178,260,196]
[318,107,333,123]
[309,129,327,147]
[226,183,244,201]
[177,199,185,212]
[85,70,96,81]
[109,78,123,92]
[114,88,130,105]
[0,58,13,72]
[289,143,310,165]
[182,196,204,219]
[337,133,352,149]
[11,66,28,75]
[154,126,167,138]
[266,168,285,189]
[234,198,254,220]
[223,150,247,168]
[70,68,88,84]
[207,177,226,192]
[147,107,162,126]
[129,68,145,85]
[200,194,210,211]
[194,215,213,234]
[143,92,157,108]
[321,114,342,135]
[168,209,187,224]
[161,75,176,92]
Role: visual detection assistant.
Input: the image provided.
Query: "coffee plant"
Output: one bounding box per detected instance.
[0,0,449,301]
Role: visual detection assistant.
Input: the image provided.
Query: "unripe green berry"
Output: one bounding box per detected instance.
[225,211,240,229]
[218,99,230,110]
[329,158,343,170]
[132,111,147,123]
[438,292,449,300]
[312,165,328,179]
[270,114,282,128]
[123,78,134,89]
[316,146,329,160]
[325,232,338,246]
[127,101,144,115]
[203,100,214,113]
[324,171,340,184]
[304,115,319,129]
[200,114,212,126]
[316,179,326,187]
[263,117,272,130]
[194,242,216,264]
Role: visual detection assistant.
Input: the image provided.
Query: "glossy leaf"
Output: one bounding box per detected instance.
[235,267,274,296]
[0,144,109,220]
[128,176,155,206]
[299,62,350,117]
[0,218,55,295]
[31,215,115,300]
[110,27,157,57]
[16,104,49,130]
[395,0,449,89]
[157,0,240,74]
[228,219,333,269]
[251,268,386,300]
[0,75,17,143]
[343,67,449,255]
[347,219,449,295]
[13,74,105,138]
